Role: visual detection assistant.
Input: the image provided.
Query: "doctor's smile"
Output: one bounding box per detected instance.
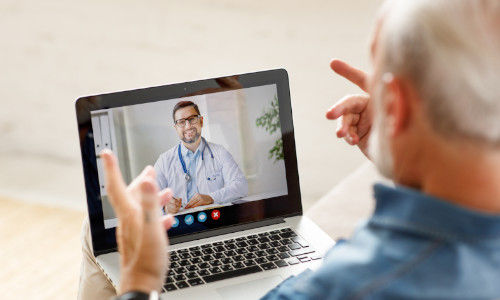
[154,100,248,214]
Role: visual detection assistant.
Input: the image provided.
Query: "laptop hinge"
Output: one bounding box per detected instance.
[169,217,286,245]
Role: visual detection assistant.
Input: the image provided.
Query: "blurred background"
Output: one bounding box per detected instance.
[0,0,381,298]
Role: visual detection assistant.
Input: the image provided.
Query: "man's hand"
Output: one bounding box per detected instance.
[326,59,373,158]
[185,193,214,209]
[100,149,174,295]
[165,197,182,214]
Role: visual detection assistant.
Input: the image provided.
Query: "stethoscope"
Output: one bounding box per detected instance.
[178,137,214,182]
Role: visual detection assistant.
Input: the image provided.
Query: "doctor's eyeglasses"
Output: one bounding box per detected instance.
[174,115,201,128]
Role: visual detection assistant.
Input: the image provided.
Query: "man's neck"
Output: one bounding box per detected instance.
[183,137,202,153]
[420,140,500,214]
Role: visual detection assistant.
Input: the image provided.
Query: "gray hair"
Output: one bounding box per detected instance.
[379,0,500,144]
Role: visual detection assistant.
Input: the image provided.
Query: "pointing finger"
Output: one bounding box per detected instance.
[330,59,368,92]
[100,149,131,216]
[326,95,369,120]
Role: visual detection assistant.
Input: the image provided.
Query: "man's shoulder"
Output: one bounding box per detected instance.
[155,145,178,164]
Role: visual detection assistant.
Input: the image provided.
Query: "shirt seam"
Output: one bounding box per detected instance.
[348,240,442,300]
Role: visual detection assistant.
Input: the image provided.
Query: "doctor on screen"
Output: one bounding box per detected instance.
[154,101,248,214]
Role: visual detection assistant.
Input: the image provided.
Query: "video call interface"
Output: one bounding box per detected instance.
[91,84,289,235]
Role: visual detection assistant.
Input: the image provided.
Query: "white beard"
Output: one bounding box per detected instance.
[368,80,395,179]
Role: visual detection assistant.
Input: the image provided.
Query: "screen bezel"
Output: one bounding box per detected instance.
[75,69,302,256]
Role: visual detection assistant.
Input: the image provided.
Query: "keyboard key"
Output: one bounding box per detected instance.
[178,259,190,266]
[225,244,236,250]
[190,246,201,251]
[289,248,315,257]
[258,243,270,250]
[258,232,270,236]
[170,255,180,262]
[248,245,259,252]
[221,265,234,272]
[198,269,210,276]
[270,230,281,234]
[235,248,248,254]
[286,257,300,265]
[190,257,201,265]
[214,246,225,252]
[188,278,204,286]
[164,283,177,291]
[267,255,279,261]
[201,244,211,249]
[288,243,301,250]
[233,255,245,262]
[213,241,224,246]
[174,267,186,274]
[281,228,292,233]
[174,274,186,281]
[258,237,270,243]
[179,252,191,259]
[244,253,256,260]
[299,256,311,263]
[198,262,210,269]
[248,234,258,239]
[210,260,222,267]
[269,235,281,241]
[210,267,221,274]
[244,259,256,266]
[261,262,277,270]
[191,250,202,257]
[235,237,247,242]
[202,266,262,283]
[186,271,199,279]
[213,252,225,259]
[178,249,189,253]
[255,251,267,257]
[232,262,245,269]
[221,257,233,264]
[278,252,290,259]
[176,281,189,289]
[247,238,258,245]
[275,260,288,268]
[278,246,289,253]
[255,257,267,264]
[236,241,248,248]
[310,252,322,260]
[279,232,294,239]
[202,255,213,261]
[170,262,179,269]
[270,241,281,247]
[224,250,237,257]
[266,248,278,255]
[165,276,174,283]
[187,265,198,272]
[202,248,214,255]
[292,236,310,248]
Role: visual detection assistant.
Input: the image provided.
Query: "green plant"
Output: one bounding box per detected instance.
[256,95,284,162]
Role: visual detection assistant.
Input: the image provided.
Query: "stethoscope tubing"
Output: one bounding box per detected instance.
[178,137,214,182]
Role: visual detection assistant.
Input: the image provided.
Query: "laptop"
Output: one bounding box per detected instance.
[75,69,334,299]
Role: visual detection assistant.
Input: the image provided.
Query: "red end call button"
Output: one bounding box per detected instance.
[211,210,220,220]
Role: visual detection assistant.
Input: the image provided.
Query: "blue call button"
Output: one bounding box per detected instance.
[197,212,207,223]
[184,214,194,225]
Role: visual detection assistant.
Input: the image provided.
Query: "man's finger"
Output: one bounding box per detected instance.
[330,59,368,92]
[326,95,369,120]
[100,149,130,215]
[139,178,161,224]
[159,188,173,207]
[161,214,175,230]
[185,198,198,209]
[337,113,360,138]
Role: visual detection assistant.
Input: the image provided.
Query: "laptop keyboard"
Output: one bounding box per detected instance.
[163,228,322,292]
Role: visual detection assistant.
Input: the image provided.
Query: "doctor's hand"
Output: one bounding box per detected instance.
[185,193,214,209]
[100,149,175,295]
[326,59,373,158]
[165,197,182,214]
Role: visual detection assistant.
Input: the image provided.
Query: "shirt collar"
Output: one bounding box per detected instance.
[371,183,500,241]
[180,137,204,157]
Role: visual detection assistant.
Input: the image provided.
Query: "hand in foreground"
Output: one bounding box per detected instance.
[327,59,373,158]
[185,193,214,209]
[100,149,175,295]
[165,197,182,214]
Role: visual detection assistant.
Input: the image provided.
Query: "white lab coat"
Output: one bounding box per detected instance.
[154,139,248,207]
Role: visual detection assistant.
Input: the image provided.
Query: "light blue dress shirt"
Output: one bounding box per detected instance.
[262,184,500,299]
[181,141,202,201]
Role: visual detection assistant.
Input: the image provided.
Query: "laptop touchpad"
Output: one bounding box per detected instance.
[217,276,284,299]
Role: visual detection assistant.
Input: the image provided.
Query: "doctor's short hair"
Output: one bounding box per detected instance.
[172,101,201,121]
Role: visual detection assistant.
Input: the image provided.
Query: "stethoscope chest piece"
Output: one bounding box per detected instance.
[184,173,191,182]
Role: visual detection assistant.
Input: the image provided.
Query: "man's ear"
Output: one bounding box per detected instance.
[384,74,410,137]
[200,116,204,127]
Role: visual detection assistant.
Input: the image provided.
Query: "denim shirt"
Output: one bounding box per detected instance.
[262,184,500,300]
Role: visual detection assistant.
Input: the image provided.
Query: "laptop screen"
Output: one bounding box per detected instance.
[76,70,302,255]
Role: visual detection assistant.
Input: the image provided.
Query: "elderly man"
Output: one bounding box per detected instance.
[96,0,500,299]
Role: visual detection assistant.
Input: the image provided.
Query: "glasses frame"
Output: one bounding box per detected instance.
[174,114,202,128]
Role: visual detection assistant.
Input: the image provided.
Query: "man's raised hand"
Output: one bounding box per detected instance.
[326,59,373,158]
[100,149,174,295]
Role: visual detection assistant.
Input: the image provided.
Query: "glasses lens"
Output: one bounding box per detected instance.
[175,115,199,127]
